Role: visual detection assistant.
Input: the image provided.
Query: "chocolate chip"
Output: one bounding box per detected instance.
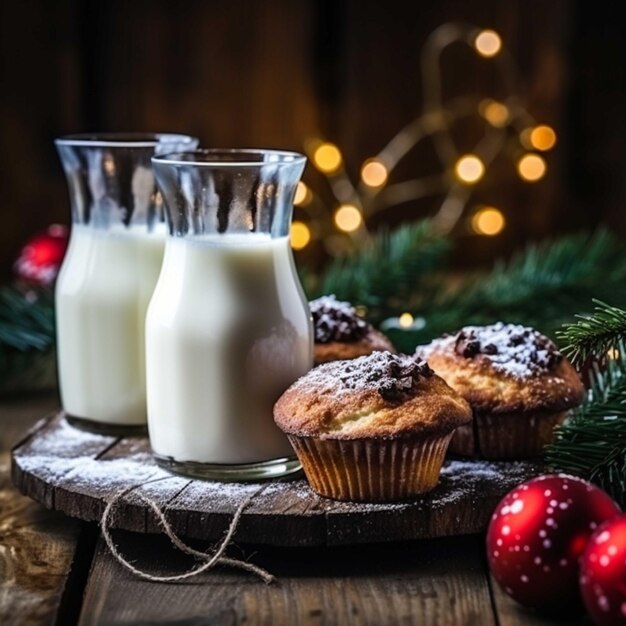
[310,295,369,343]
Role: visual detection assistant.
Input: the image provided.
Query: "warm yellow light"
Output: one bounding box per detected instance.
[455,154,485,184]
[479,99,510,128]
[474,30,502,57]
[471,207,506,236]
[361,159,388,187]
[290,221,311,250]
[608,347,620,360]
[517,154,547,182]
[398,312,414,328]
[313,143,342,173]
[334,204,362,232]
[294,181,312,206]
[529,125,557,151]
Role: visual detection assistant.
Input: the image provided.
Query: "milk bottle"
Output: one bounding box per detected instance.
[148,149,312,479]
[55,133,198,432]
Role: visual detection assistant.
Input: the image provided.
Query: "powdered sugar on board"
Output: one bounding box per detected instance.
[12,413,542,545]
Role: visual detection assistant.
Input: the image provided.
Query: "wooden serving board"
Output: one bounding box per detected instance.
[11,412,543,547]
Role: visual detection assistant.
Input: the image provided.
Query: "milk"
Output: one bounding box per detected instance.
[146,235,312,465]
[56,225,165,425]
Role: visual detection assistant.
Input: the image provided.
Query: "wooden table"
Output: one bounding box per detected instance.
[0,396,589,626]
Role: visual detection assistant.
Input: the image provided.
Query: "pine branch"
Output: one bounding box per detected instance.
[556,300,626,367]
[409,228,626,343]
[314,220,450,320]
[0,287,55,352]
[545,347,626,506]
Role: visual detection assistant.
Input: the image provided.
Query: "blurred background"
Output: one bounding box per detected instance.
[0,0,625,280]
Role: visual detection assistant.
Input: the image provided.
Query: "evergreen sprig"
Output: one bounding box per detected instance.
[0,286,55,352]
[315,220,451,321]
[545,346,626,506]
[403,228,626,346]
[556,300,626,367]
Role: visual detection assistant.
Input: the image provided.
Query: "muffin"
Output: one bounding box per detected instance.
[310,295,396,365]
[274,351,472,501]
[417,323,585,460]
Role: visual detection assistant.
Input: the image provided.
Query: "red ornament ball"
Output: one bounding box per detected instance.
[487,474,621,614]
[14,224,69,286]
[580,514,626,626]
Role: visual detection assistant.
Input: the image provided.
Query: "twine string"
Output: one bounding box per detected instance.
[100,477,274,584]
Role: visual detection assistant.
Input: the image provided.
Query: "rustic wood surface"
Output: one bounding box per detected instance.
[12,412,544,547]
[0,396,83,626]
[80,532,495,626]
[1,397,590,625]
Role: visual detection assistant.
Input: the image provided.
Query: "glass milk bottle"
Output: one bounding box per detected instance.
[55,133,198,433]
[147,149,313,480]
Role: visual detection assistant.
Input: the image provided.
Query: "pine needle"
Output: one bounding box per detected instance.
[316,220,450,321]
[556,300,626,366]
[410,228,626,343]
[0,287,55,352]
[545,346,626,506]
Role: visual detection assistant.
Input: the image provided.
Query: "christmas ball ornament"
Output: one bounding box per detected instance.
[14,224,69,286]
[580,514,626,626]
[487,474,620,614]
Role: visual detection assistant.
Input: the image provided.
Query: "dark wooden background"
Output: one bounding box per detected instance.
[1,0,625,279]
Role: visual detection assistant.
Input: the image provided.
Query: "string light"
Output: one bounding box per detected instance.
[312,143,342,173]
[479,99,510,128]
[529,125,557,151]
[474,30,502,57]
[361,159,388,187]
[297,23,552,251]
[517,154,547,182]
[290,221,311,250]
[455,155,485,184]
[607,347,620,360]
[294,182,312,206]
[334,204,362,232]
[471,207,505,236]
[398,312,414,328]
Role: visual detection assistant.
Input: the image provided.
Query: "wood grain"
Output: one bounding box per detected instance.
[12,412,544,547]
[0,396,84,626]
[79,533,496,626]
[488,572,591,626]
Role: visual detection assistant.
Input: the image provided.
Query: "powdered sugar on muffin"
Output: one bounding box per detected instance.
[310,295,369,343]
[419,322,563,379]
[289,351,432,401]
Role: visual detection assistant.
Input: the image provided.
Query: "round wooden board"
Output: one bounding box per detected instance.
[11,412,543,547]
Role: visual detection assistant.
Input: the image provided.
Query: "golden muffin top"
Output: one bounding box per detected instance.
[417,322,585,414]
[274,351,471,440]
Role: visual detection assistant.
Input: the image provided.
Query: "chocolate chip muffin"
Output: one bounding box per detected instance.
[417,323,585,460]
[274,351,471,501]
[310,295,395,365]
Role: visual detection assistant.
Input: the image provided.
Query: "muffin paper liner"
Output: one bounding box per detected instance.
[288,433,453,502]
[448,410,568,459]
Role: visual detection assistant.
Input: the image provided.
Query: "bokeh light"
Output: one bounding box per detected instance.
[313,143,342,173]
[334,204,362,232]
[455,154,485,184]
[479,99,510,128]
[474,30,502,57]
[398,312,414,328]
[471,207,506,236]
[529,125,557,151]
[290,220,311,250]
[361,159,388,187]
[294,181,312,206]
[517,154,547,182]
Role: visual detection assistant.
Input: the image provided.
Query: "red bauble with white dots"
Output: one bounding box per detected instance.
[487,474,621,614]
[14,224,69,286]
[580,514,626,626]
